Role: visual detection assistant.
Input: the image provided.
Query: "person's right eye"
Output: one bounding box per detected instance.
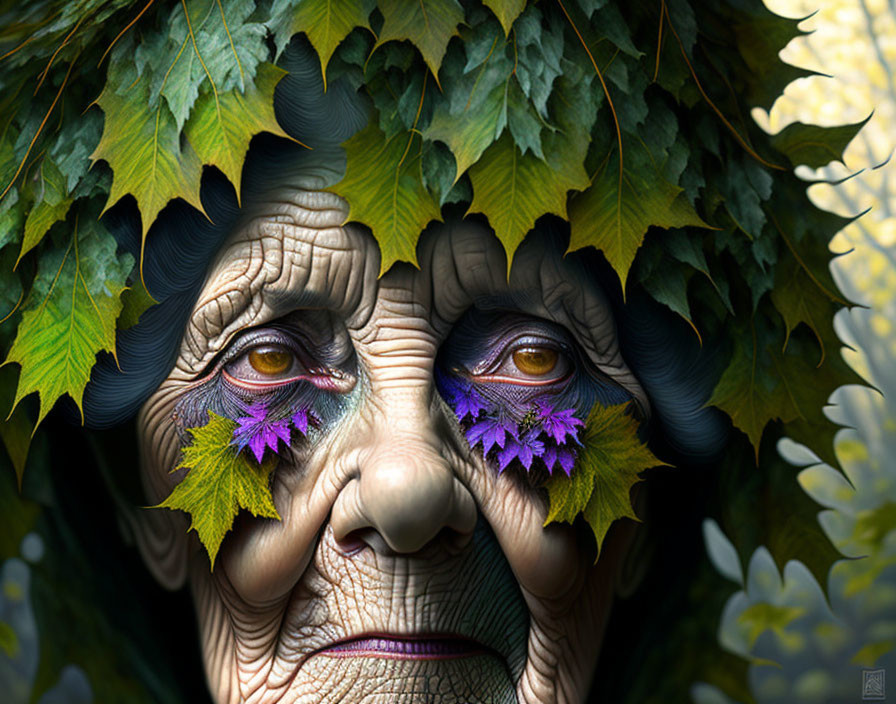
[219,330,354,394]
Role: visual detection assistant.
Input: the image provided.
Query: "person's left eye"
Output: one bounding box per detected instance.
[471,337,571,386]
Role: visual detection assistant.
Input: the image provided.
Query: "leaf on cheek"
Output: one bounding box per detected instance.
[155,410,280,569]
[544,402,664,560]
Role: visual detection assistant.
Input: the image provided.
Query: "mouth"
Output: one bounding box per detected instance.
[316,634,492,660]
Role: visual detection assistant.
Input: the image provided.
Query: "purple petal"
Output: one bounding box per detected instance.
[292,408,309,434]
[536,404,585,445]
[556,447,577,475]
[497,437,521,472]
[271,420,291,446]
[248,433,267,463]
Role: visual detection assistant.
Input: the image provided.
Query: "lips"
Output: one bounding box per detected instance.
[318,635,490,660]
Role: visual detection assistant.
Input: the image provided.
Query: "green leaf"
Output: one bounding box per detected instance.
[184,63,292,204]
[375,0,464,80]
[708,320,861,462]
[18,158,73,264]
[716,431,842,598]
[156,410,280,568]
[117,278,157,331]
[853,502,896,552]
[0,366,30,488]
[851,641,895,668]
[147,0,270,131]
[771,247,842,356]
[483,0,525,36]
[770,117,870,169]
[568,139,708,287]
[4,216,132,426]
[468,131,589,273]
[544,403,662,558]
[737,602,806,649]
[92,63,205,243]
[288,0,374,85]
[0,620,17,657]
[332,123,441,275]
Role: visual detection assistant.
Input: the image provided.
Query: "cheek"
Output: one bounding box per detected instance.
[470,455,587,600]
[138,381,194,502]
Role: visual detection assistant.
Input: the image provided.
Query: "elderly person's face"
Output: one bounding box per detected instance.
[136,185,646,704]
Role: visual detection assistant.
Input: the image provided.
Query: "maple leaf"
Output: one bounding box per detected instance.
[375,0,464,81]
[482,0,525,36]
[567,139,708,288]
[707,320,860,463]
[4,215,132,426]
[468,132,589,274]
[92,61,205,246]
[18,158,73,265]
[285,0,375,87]
[332,123,441,275]
[184,63,294,204]
[769,117,869,169]
[157,410,280,568]
[544,403,662,558]
[152,0,270,131]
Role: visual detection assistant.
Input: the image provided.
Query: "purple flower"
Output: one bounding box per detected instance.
[542,444,578,476]
[536,403,584,446]
[291,407,318,435]
[437,372,489,421]
[233,403,291,463]
[452,384,489,421]
[497,431,546,472]
[466,415,517,453]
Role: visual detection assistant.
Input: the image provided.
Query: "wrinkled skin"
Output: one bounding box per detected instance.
[135,186,648,704]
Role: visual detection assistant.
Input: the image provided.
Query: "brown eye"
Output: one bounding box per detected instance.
[512,347,558,376]
[248,347,293,376]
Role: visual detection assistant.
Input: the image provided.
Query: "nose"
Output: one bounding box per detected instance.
[331,424,478,554]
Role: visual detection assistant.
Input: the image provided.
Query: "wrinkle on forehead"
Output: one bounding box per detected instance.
[180,188,379,372]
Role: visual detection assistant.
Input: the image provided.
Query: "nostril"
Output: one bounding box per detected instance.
[336,526,473,558]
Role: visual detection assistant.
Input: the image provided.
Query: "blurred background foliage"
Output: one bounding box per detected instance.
[695,0,896,701]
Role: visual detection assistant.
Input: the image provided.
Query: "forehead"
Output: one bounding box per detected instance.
[178,188,643,401]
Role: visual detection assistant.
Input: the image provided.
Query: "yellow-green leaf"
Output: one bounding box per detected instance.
[568,143,708,288]
[289,0,374,86]
[737,602,806,649]
[18,158,73,265]
[332,123,441,275]
[4,218,132,426]
[184,63,293,204]
[156,410,280,568]
[468,132,589,273]
[483,0,525,36]
[92,66,205,243]
[544,403,662,558]
[375,0,464,80]
[117,278,157,331]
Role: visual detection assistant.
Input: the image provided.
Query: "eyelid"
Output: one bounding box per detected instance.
[467,334,571,386]
[469,334,567,376]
